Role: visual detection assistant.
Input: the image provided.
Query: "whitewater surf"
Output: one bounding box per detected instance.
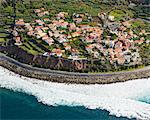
[0,66,150,120]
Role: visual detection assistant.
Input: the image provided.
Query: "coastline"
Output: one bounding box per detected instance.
[0,88,131,120]
[0,66,150,120]
[0,53,150,84]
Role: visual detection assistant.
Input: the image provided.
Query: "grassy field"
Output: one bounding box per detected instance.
[0,38,5,42]
[0,33,7,43]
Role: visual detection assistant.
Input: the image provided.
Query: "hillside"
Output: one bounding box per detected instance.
[0,0,150,72]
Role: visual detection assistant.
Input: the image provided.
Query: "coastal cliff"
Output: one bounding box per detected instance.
[0,54,150,84]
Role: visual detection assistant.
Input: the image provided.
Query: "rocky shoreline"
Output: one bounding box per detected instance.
[0,54,150,84]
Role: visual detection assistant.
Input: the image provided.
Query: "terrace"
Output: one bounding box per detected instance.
[11,9,148,67]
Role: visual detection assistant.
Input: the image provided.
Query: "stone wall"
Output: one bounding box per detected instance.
[0,54,150,84]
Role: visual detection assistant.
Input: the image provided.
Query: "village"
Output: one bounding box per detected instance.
[12,8,149,66]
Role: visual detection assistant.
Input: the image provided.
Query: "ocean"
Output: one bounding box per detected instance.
[0,67,150,120]
[0,88,131,120]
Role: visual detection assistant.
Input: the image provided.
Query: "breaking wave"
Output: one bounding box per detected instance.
[0,66,150,120]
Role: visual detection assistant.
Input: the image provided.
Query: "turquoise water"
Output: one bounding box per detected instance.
[0,88,133,120]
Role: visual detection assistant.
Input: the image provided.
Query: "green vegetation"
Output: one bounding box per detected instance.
[19,45,39,55]
[0,38,5,42]
[0,33,7,37]
[0,33,7,45]
[0,0,149,73]
[109,10,127,21]
[0,0,137,23]
[133,6,150,19]
[130,20,145,28]
[130,19,150,36]
[139,44,150,65]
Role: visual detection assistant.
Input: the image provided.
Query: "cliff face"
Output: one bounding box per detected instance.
[0,46,88,72]
[0,45,148,73]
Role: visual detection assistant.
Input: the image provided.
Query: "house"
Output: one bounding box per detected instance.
[35,20,44,26]
[134,39,144,44]
[35,26,43,30]
[85,44,94,53]
[14,36,22,45]
[44,18,51,22]
[37,12,45,17]
[139,30,146,35]
[108,15,114,21]
[115,41,123,48]
[43,52,51,56]
[122,21,131,28]
[42,35,49,40]
[93,51,100,58]
[71,48,79,56]
[41,8,45,11]
[34,9,41,13]
[98,12,107,20]
[114,48,122,55]
[85,36,94,43]
[45,38,54,45]
[79,24,90,30]
[71,32,81,38]
[122,41,130,49]
[44,11,49,15]
[128,30,133,36]
[12,30,19,36]
[15,36,21,42]
[48,31,53,37]
[108,48,114,54]
[47,24,55,29]
[60,21,68,28]
[93,27,103,36]
[27,26,33,31]
[73,18,83,24]
[124,55,132,63]
[53,31,60,38]
[119,26,127,31]
[69,23,76,31]
[27,31,34,36]
[117,57,125,65]
[65,45,71,50]
[16,19,25,26]
[41,27,49,32]
[52,48,65,57]
[57,12,68,19]
[35,28,43,33]
[95,44,103,50]
[52,20,60,26]
[58,35,68,43]
[76,27,81,32]
[108,22,120,33]
[68,55,79,60]
[131,52,140,62]
[89,32,99,40]
[37,32,47,38]
[63,43,71,50]
[59,30,66,34]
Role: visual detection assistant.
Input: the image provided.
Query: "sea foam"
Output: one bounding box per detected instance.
[0,66,150,119]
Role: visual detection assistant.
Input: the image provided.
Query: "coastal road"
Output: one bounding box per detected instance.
[0,53,150,77]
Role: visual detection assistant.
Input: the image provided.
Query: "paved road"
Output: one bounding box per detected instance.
[137,18,150,23]
[0,53,150,77]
